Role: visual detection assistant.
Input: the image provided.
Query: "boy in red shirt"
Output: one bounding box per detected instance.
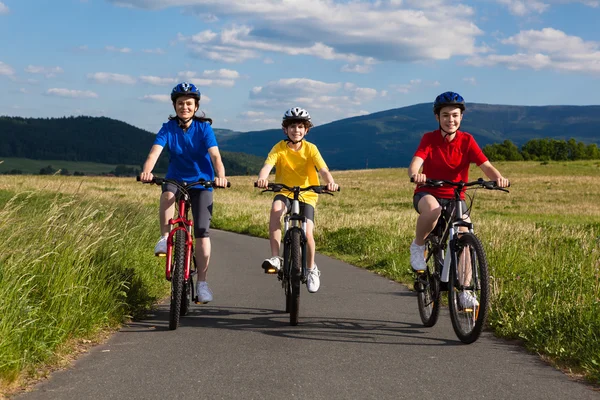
[407,91,509,307]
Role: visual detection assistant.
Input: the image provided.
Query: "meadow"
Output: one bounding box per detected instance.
[0,160,599,393]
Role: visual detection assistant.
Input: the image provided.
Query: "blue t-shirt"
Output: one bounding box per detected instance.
[154,119,218,187]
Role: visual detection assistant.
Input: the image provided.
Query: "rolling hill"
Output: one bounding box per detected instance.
[1,103,598,173]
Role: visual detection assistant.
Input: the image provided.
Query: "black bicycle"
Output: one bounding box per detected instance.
[413,178,509,343]
[138,176,229,330]
[255,182,338,326]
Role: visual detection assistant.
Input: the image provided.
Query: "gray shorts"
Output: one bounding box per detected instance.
[163,183,213,238]
[413,192,468,216]
[274,194,315,222]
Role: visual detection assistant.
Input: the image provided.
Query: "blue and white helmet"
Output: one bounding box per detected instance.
[282,107,313,127]
[171,82,201,103]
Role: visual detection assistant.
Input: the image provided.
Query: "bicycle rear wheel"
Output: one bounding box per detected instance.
[289,229,302,326]
[416,238,442,327]
[169,230,186,330]
[448,233,489,344]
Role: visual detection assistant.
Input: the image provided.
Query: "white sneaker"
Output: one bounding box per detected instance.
[262,256,281,273]
[154,236,167,256]
[306,265,321,293]
[459,291,479,309]
[196,281,213,303]
[410,240,427,272]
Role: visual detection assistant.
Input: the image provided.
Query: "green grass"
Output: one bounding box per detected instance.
[1,160,599,391]
[0,157,139,175]
[0,184,167,391]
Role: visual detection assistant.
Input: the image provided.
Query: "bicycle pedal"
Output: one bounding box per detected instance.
[155,253,167,257]
[264,268,278,274]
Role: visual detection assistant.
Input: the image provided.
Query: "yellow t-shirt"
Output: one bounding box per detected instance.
[265,140,328,207]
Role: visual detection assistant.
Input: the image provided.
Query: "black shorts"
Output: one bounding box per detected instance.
[413,192,468,216]
[163,183,213,238]
[274,194,315,222]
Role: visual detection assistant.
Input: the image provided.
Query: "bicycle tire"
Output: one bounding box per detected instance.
[181,253,197,316]
[448,233,489,344]
[169,230,186,330]
[416,238,442,327]
[289,228,302,326]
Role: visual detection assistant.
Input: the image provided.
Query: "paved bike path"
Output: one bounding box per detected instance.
[17,230,598,399]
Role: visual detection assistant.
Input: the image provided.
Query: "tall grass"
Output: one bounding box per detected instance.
[0,177,166,390]
[211,162,600,383]
[1,161,599,388]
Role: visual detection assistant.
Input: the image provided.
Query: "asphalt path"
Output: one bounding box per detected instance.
[17,230,599,399]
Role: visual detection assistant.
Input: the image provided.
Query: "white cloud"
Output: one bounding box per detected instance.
[0,61,15,77]
[341,64,373,74]
[202,69,240,79]
[88,72,137,84]
[466,28,600,74]
[248,77,380,124]
[497,0,598,15]
[0,2,9,14]
[140,94,171,103]
[25,65,64,78]
[46,88,98,99]
[140,76,177,86]
[126,1,483,64]
[463,77,477,85]
[105,45,132,53]
[142,48,165,54]
[496,0,549,16]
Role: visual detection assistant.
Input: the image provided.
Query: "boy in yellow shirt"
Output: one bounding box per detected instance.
[256,107,338,293]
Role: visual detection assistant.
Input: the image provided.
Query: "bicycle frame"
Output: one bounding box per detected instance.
[436,195,474,284]
[165,193,194,282]
[282,196,308,281]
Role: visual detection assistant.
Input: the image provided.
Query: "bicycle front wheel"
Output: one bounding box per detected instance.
[416,238,442,327]
[180,252,196,317]
[169,230,186,330]
[448,233,489,344]
[289,229,302,326]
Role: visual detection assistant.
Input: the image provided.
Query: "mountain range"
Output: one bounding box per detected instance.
[1,103,598,173]
[216,103,600,169]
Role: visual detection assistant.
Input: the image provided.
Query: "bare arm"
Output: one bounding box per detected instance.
[318,167,339,191]
[407,156,426,183]
[208,146,228,187]
[140,144,164,182]
[256,163,274,188]
[479,161,509,187]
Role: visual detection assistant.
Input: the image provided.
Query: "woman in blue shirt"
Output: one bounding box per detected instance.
[140,82,228,303]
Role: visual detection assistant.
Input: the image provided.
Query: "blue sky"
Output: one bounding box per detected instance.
[1,0,599,133]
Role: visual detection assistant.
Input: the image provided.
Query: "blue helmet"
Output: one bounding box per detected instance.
[433,91,465,114]
[171,82,201,103]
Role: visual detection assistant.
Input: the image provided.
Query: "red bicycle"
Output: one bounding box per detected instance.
[138,176,229,330]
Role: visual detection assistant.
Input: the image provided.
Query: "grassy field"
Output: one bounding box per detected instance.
[0,160,599,393]
[0,157,139,175]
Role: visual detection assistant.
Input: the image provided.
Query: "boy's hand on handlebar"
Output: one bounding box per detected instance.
[256,178,269,189]
[139,172,154,182]
[214,177,228,188]
[496,177,510,188]
[326,182,339,192]
[411,173,427,184]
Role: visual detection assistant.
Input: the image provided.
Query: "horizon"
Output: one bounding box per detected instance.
[1,1,599,133]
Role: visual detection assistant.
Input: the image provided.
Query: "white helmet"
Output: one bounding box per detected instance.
[283,107,313,127]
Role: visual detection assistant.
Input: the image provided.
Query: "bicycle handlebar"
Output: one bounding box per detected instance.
[137,176,231,189]
[253,182,340,194]
[410,177,509,192]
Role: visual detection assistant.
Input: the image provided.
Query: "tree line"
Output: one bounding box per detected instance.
[482,138,600,161]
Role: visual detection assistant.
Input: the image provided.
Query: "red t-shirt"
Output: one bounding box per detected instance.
[414,129,488,199]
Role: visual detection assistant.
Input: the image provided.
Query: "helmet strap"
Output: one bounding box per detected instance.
[177,116,194,129]
[439,123,460,141]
